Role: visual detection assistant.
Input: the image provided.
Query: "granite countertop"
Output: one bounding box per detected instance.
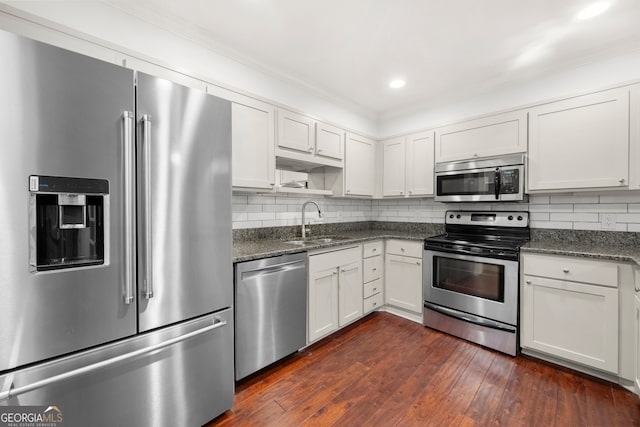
[234,224,640,266]
[522,229,640,266]
[233,225,442,263]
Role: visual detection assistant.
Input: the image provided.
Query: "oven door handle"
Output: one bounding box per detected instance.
[424,302,516,333]
[423,246,518,261]
[424,245,515,260]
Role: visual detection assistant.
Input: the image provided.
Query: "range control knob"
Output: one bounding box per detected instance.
[449,214,454,219]
[508,215,514,220]
[456,214,461,219]
[517,215,523,221]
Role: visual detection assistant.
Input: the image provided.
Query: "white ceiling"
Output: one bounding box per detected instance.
[107,0,640,118]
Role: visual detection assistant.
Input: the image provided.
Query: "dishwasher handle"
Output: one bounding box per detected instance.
[240,260,305,280]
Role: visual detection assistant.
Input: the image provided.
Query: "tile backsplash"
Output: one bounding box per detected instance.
[232,192,640,232]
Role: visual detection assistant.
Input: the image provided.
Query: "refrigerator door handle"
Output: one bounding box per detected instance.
[141,114,154,299]
[123,111,136,304]
[0,316,228,401]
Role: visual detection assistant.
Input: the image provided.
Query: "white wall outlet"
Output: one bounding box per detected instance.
[601,213,617,230]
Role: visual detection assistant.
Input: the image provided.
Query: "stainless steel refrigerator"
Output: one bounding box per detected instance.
[0,30,234,426]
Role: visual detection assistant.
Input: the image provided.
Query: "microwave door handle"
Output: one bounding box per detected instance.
[494,169,501,200]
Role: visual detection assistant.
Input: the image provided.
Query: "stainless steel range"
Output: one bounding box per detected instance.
[423,210,530,356]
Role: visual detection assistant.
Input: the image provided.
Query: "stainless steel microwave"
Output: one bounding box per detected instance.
[434,154,525,202]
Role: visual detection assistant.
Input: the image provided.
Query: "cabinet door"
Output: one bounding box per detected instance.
[635,294,640,394]
[382,137,406,197]
[406,131,434,196]
[522,275,619,373]
[385,254,422,314]
[344,133,375,196]
[316,121,344,160]
[277,109,315,153]
[528,88,630,191]
[435,110,526,163]
[232,100,275,189]
[338,261,363,326]
[308,267,339,343]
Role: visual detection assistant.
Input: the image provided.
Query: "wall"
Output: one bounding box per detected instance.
[379,49,640,138]
[0,2,377,137]
[232,193,372,229]
[233,192,640,232]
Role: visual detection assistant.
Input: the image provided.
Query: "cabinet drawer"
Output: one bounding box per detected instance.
[364,292,383,313]
[363,256,383,283]
[386,240,422,258]
[364,278,382,298]
[523,253,618,287]
[363,241,383,258]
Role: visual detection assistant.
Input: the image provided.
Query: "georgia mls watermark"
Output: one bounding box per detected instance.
[0,406,63,427]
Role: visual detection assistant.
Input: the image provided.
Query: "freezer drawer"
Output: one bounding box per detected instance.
[235,253,307,380]
[0,309,234,427]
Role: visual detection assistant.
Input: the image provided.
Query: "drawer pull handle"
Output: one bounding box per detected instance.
[563,268,569,273]
[372,267,377,271]
[373,287,377,292]
[416,261,421,266]
[401,247,405,251]
[372,248,377,252]
[525,280,531,285]
[373,302,377,307]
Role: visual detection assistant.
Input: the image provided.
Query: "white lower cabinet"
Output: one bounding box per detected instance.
[308,246,362,343]
[384,240,423,315]
[363,241,383,314]
[338,261,364,326]
[521,253,619,374]
[308,266,339,343]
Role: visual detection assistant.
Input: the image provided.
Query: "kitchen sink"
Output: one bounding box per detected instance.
[284,236,352,246]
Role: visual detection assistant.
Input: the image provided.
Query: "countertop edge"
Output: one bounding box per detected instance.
[520,245,640,266]
[233,233,427,263]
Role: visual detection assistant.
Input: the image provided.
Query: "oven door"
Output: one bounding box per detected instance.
[423,249,519,326]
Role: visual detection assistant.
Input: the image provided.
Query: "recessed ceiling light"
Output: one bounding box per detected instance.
[389,79,406,89]
[576,1,611,20]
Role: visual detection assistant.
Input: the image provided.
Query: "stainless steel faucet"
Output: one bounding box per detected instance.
[301,201,322,239]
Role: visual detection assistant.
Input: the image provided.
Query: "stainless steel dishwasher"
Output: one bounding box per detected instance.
[234,252,307,380]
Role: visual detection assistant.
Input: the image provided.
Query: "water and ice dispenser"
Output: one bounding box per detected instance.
[29,175,108,271]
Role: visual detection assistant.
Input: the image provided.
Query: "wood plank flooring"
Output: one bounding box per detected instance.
[207,312,640,426]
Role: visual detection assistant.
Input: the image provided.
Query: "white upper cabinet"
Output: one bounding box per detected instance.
[315,121,344,161]
[434,110,527,163]
[382,137,406,196]
[344,132,375,196]
[627,84,640,190]
[276,108,343,168]
[231,98,275,189]
[277,108,315,153]
[405,131,435,197]
[528,87,630,191]
[381,131,435,198]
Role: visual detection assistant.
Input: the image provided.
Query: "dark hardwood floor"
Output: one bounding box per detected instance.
[208,312,640,426]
